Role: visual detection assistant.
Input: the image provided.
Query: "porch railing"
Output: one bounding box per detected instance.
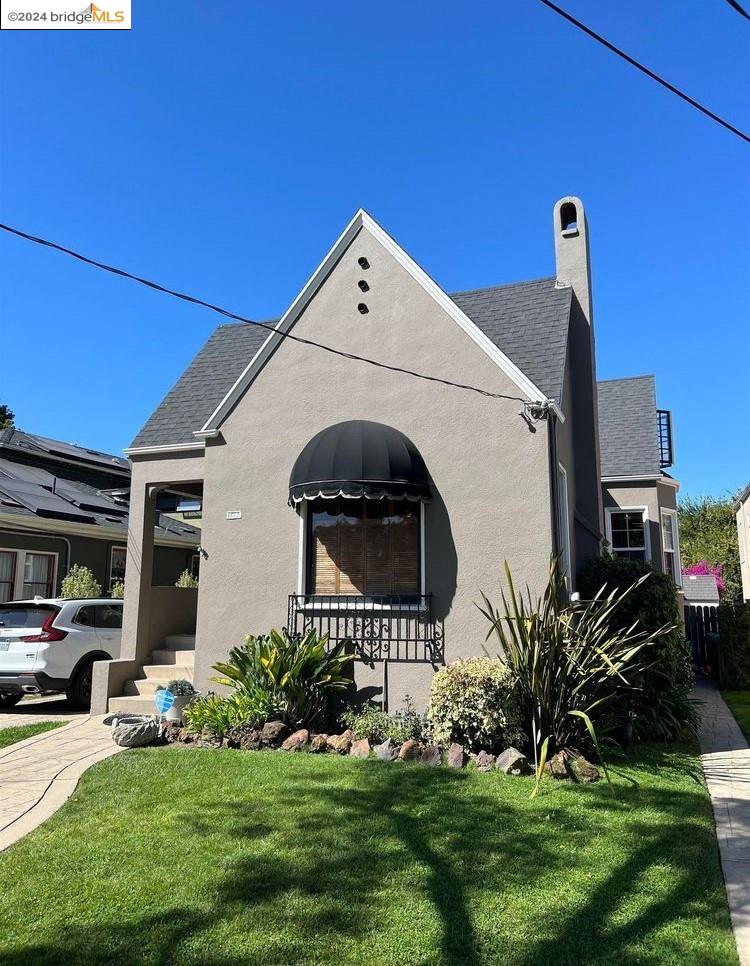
[287,593,444,665]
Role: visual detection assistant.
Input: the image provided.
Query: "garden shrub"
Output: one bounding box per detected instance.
[718,602,750,689]
[184,692,272,739]
[60,564,101,599]
[341,696,424,745]
[480,561,664,760]
[110,581,125,599]
[426,657,524,753]
[577,553,699,740]
[212,628,353,730]
[175,569,199,589]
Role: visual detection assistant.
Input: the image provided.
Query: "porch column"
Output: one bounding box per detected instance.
[91,482,160,713]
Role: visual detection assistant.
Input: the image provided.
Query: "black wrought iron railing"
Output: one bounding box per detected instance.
[657,409,674,468]
[287,593,444,665]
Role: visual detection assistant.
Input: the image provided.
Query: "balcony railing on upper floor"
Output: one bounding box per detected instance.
[657,409,674,468]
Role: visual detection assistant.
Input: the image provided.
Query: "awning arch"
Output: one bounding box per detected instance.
[289,420,431,505]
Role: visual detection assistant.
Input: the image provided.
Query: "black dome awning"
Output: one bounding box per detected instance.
[289,420,431,505]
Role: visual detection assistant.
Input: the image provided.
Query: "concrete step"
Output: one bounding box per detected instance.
[124,678,162,697]
[141,663,193,682]
[163,634,195,650]
[151,649,195,666]
[108,695,156,714]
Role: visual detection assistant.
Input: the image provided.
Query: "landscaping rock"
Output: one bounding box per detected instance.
[177,727,194,743]
[398,739,421,761]
[544,751,570,779]
[281,728,310,752]
[350,738,371,759]
[162,721,183,744]
[327,730,354,754]
[420,745,441,767]
[309,734,328,753]
[569,755,600,783]
[495,747,530,775]
[112,718,159,748]
[446,743,466,769]
[261,721,290,747]
[196,729,222,749]
[473,751,495,772]
[375,738,399,762]
[239,729,262,751]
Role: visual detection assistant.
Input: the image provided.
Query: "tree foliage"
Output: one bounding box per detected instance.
[0,404,14,430]
[60,564,102,599]
[679,494,742,603]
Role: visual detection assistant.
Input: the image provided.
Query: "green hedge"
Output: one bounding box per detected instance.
[718,602,750,689]
[577,554,697,740]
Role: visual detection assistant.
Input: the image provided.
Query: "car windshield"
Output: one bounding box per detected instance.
[0,605,58,629]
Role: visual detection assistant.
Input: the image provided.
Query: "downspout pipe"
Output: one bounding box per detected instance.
[547,412,560,565]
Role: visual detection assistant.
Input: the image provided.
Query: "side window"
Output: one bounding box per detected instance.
[95,605,123,629]
[73,605,96,627]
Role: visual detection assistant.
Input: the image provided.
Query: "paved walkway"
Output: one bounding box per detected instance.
[0,714,121,852]
[698,682,750,965]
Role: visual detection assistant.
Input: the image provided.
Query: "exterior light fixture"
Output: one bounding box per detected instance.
[357,303,369,314]
[357,256,370,269]
[358,280,369,292]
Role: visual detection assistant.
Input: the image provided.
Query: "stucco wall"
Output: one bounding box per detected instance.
[602,481,665,571]
[193,225,555,708]
[736,495,750,601]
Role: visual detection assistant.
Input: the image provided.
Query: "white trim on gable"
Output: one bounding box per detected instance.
[124,442,205,457]
[194,209,558,438]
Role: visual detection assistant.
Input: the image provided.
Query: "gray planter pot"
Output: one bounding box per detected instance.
[165,694,194,724]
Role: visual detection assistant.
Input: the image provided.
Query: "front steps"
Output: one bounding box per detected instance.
[108,634,196,714]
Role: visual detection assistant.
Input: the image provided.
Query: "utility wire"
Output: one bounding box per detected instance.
[0,222,528,405]
[537,0,750,144]
[724,0,750,21]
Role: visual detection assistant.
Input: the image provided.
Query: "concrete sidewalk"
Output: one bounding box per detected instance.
[698,682,750,966]
[0,714,121,852]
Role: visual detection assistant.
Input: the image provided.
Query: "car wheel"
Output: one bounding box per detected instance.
[67,661,94,710]
[0,693,22,710]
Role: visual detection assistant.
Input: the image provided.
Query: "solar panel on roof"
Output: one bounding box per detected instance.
[0,479,96,523]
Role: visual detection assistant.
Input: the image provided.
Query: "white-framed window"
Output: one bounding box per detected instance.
[557,463,572,591]
[299,498,425,600]
[605,508,650,563]
[660,509,682,586]
[109,545,127,592]
[0,548,58,601]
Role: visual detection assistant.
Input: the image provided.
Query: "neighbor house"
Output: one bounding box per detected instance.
[597,376,682,586]
[0,428,200,601]
[94,197,612,714]
[735,483,750,602]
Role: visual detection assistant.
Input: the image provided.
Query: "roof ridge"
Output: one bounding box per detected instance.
[598,374,655,385]
[449,276,557,298]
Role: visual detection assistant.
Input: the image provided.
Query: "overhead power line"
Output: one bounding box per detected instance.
[0,222,529,405]
[724,0,750,21]
[537,0,750,144]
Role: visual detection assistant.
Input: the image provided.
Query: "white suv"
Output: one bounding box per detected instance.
[0,598,123,710]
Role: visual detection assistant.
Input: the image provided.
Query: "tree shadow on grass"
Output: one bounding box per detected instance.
[0,752,735,966]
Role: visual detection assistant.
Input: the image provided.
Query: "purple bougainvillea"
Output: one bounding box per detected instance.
[682,560,725,595]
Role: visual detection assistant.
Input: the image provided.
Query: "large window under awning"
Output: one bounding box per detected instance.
[290,421,430,598]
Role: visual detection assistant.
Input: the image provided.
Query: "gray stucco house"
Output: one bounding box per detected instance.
[0,428,200,601]
[597,376,682,586]
[94,196,613,714]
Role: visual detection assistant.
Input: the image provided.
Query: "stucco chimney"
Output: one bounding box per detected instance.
[553,196,592,326]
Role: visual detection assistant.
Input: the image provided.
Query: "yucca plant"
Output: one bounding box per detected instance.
[478,560,673,794]
[212,628,353,729]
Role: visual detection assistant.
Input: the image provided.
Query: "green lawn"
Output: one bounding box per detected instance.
[723,690,750,742]
[0,742,736,966]
[0,720,64,749]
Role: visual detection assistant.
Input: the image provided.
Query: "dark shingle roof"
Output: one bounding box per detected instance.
[130,278,572,449]
[451,278,571,403]
[597,376,660,478]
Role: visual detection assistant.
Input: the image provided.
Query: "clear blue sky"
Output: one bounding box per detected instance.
[0,1,747,500]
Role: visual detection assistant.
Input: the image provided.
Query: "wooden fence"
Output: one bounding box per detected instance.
[684,604,719,674]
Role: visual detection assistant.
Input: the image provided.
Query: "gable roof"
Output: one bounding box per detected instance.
[597,376,661,479]
[129,210,573,452]
[682,574,720,606]
[129,277,572,451]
